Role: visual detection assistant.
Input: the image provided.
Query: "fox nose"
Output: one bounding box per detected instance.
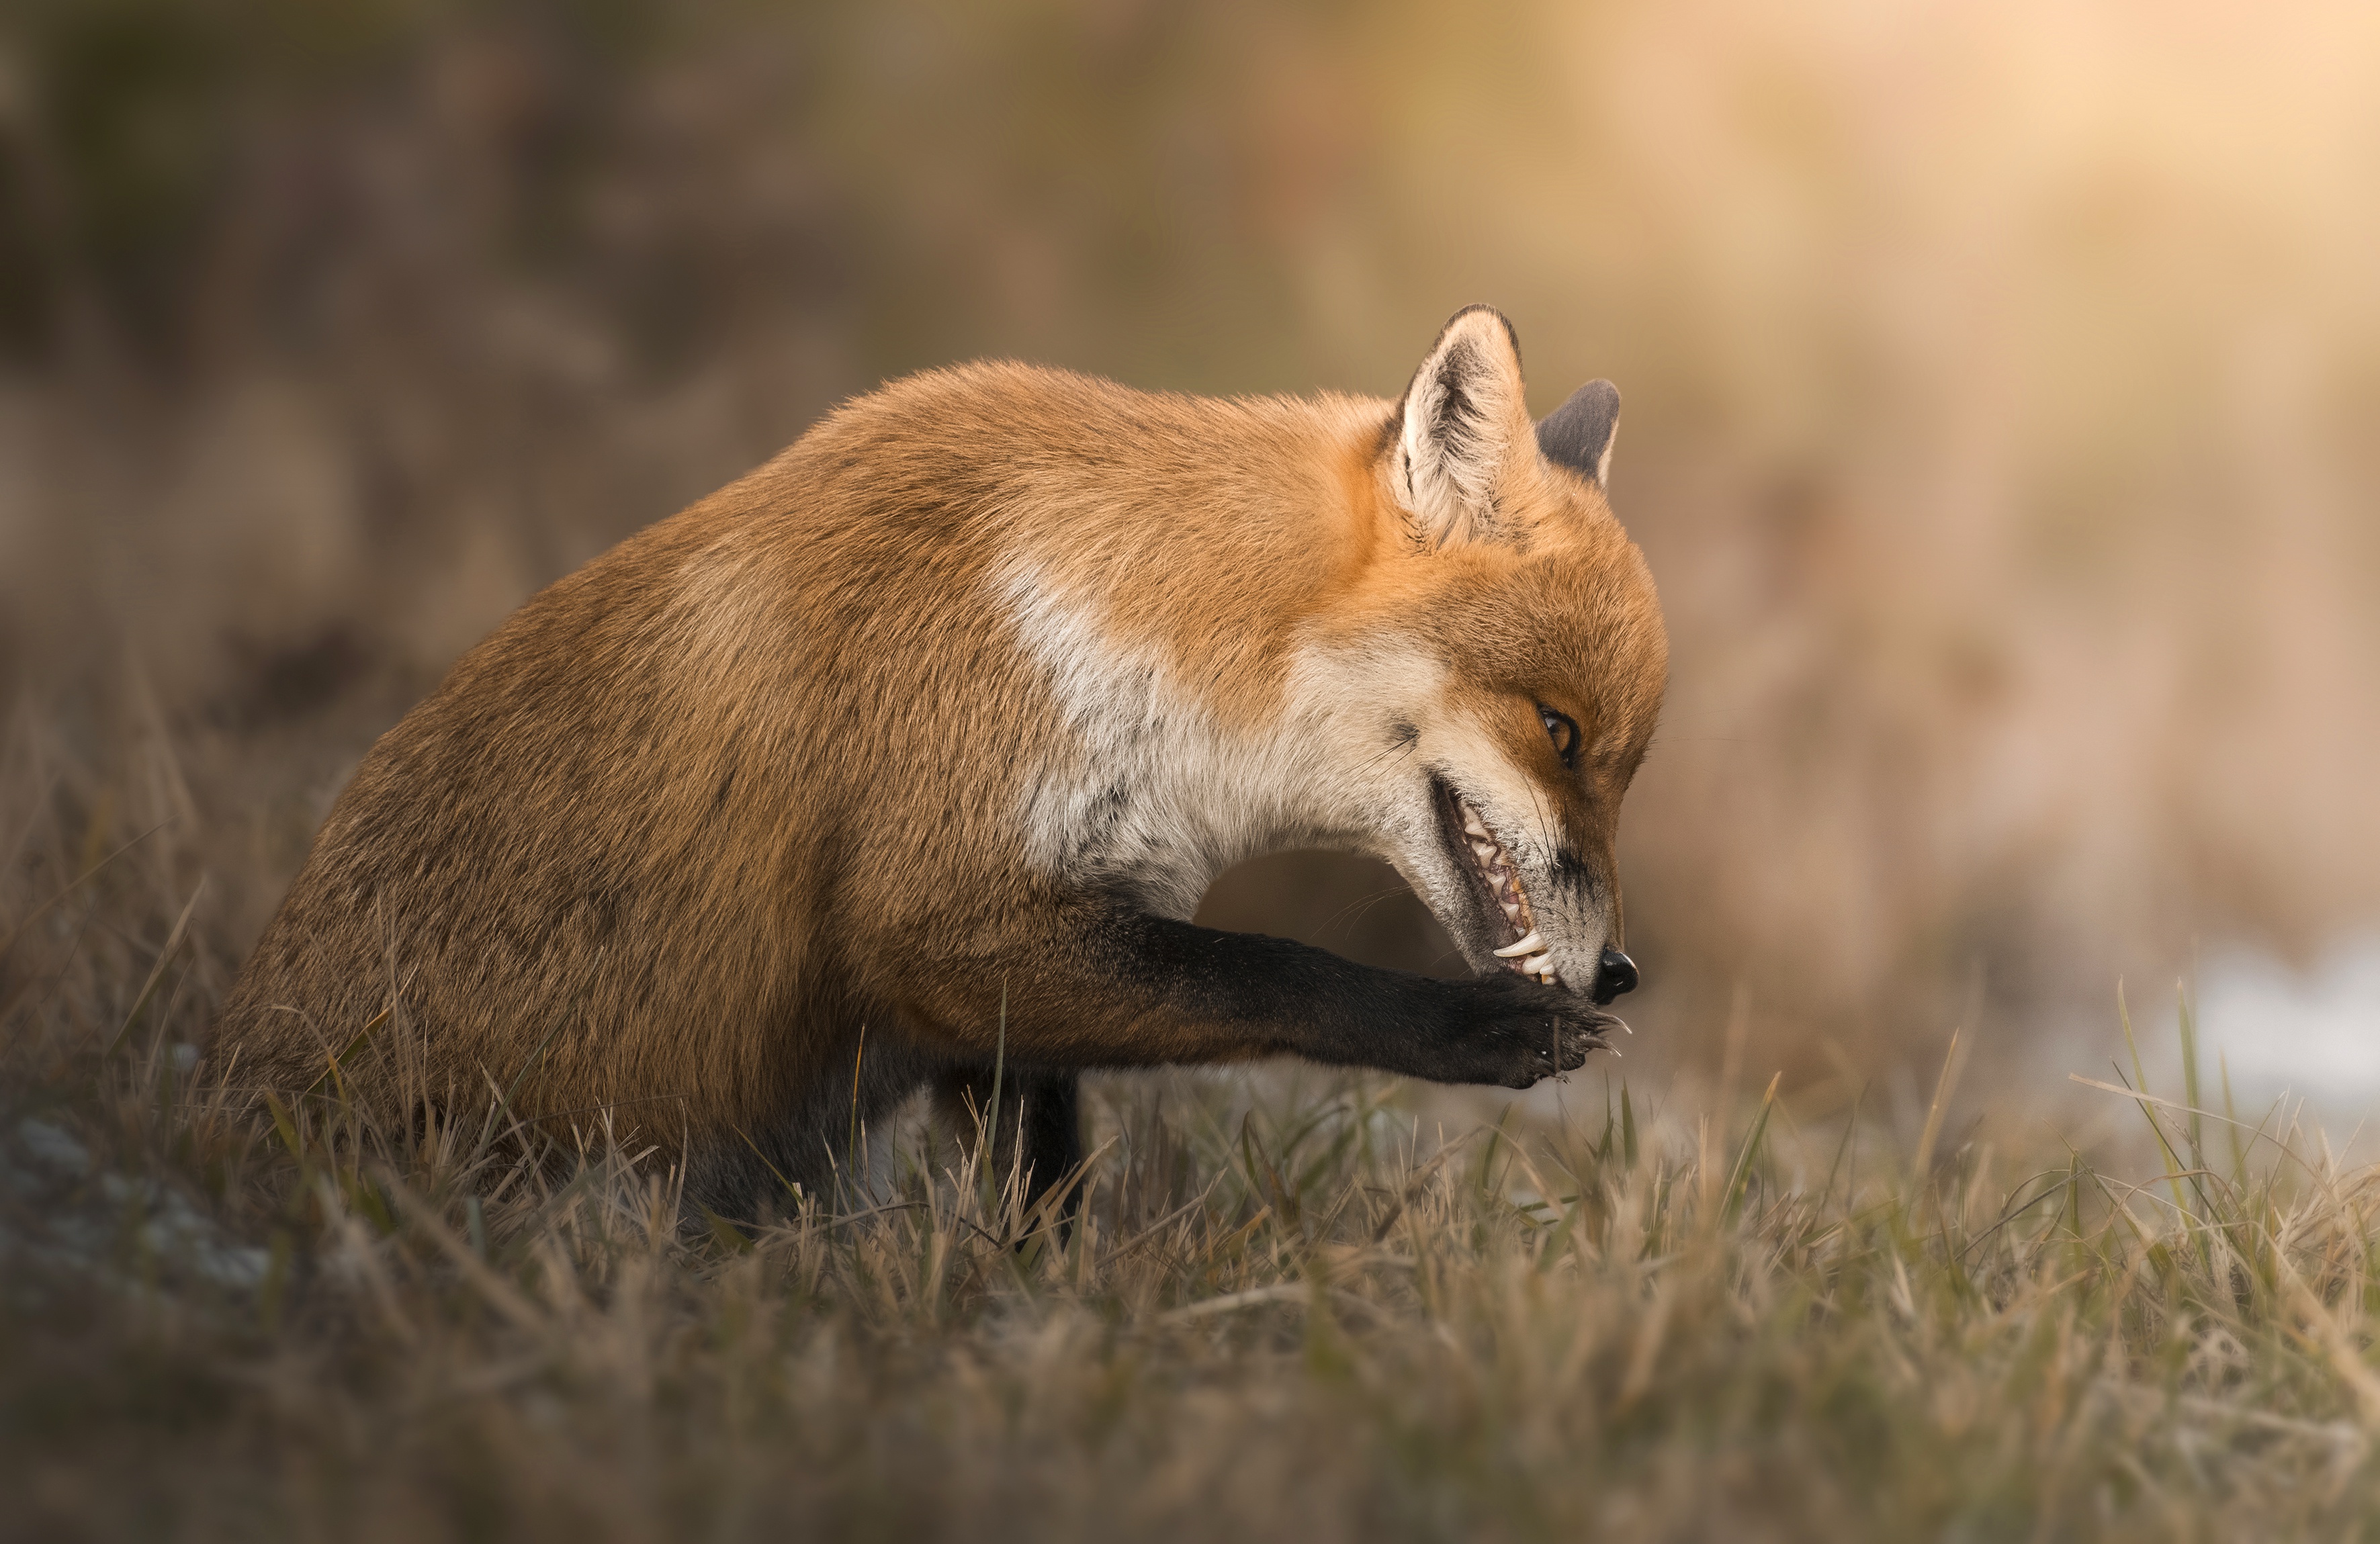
[1592,948,1639,1005]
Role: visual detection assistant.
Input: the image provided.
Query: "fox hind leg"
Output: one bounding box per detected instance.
[935,1064,1085,1230]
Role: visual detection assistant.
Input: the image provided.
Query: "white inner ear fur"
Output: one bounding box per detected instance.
[1397,310,1534,550]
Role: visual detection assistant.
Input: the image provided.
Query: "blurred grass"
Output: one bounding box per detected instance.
[11,734,2380,1541]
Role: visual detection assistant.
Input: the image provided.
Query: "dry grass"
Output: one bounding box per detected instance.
[9,735,2380,1543]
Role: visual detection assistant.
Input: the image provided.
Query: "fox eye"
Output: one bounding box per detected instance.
[1538,705,1578,766]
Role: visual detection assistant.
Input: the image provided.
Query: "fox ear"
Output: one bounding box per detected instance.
[1536,379,1620,487]
[1395,305,1534,549]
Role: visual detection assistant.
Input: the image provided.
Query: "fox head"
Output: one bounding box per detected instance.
[1307,306,1667,1005]
[991,305,1663,1007]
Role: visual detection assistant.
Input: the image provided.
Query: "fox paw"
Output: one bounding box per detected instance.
[1421,974,1614,1089]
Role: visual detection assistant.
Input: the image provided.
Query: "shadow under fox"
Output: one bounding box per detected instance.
[212,306,1669,1218]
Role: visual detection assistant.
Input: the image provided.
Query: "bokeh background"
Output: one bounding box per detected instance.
[5,0,2377,1104]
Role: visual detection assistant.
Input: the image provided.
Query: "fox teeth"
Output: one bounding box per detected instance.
[1456,794,1555,979]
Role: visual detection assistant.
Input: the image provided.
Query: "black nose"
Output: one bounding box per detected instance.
[1593,948,1639,1005]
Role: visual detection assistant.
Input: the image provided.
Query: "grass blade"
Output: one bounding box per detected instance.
[102,878,205,1058]
[1720,1071,1781,1222]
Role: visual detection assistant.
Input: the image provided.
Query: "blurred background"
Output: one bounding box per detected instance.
[4,0,2377,1109]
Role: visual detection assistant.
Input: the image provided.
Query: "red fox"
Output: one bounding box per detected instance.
[212,306,1667,1217]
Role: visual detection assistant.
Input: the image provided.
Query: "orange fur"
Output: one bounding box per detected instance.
[212,309,1667,1212]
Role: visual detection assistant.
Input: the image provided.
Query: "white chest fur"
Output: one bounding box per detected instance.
[994,561,1439,921]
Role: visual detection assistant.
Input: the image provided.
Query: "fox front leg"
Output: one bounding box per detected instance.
[905,902,1614,1091]
[1090,911,1614,1087]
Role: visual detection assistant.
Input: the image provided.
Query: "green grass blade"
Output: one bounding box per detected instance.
[1720,1073,1781,1223]
[2177,978,2204,1167]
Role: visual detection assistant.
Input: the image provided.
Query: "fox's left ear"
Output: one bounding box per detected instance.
[1395,305,1535,549]
[1536,379,1620,488]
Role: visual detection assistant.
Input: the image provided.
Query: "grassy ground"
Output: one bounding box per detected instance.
[7,807,2380,1543]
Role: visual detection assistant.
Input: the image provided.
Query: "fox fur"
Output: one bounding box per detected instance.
[212,306,1669,1218]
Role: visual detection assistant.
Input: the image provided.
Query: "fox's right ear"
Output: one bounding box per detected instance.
[1394,305,1534,549]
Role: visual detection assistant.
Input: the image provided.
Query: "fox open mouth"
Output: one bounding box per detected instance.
[1434,779,1564,988]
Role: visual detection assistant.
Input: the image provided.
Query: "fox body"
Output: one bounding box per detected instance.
[214,307,1668,1216]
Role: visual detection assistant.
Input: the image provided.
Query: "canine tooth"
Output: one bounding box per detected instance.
[1493,931,1544,958]
[1521,952,1554,975]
